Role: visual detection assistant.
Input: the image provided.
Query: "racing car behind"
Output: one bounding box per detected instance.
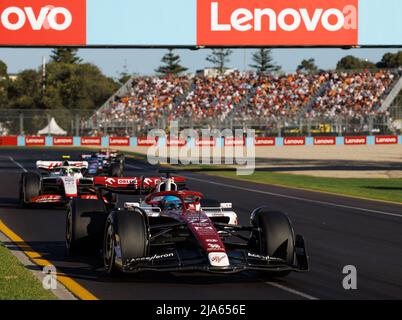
[81,149,125,177]
[20,159,95,207]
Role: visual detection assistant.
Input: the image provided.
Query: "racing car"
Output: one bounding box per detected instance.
[81,149,125,177]
[66,173,308,278]
[20,159,96,207]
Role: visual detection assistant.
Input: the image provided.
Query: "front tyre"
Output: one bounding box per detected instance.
[250,207,296,278]
[103,209,149,276]
[20,172,41,207]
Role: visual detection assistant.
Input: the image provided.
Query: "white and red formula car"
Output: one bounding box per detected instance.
[19,159,96,207]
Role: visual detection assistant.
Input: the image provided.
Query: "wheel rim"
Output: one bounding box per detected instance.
[104,224,115,270]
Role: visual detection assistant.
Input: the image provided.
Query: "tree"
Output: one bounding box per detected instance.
[0,59,7,78]
[0,60,8,108]
[206,49,233,73]
[336,55,376,70]
[249,49,279,73]
[155,49,188,76]
[376,51,402,68]
[50,48,82,64]
[297,58,318,74]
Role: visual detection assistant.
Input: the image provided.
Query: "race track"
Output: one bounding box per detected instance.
[0,148,402,300]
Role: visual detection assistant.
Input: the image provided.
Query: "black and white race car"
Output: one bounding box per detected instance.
[81,149,125,177]
[66,173,309,278]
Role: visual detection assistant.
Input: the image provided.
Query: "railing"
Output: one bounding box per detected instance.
[1,108,400,137]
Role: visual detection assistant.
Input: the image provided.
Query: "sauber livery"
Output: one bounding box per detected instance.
[66,171,308,277]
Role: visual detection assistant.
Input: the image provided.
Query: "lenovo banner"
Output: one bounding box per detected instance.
[314,137,336,146]
[53,136,73,146]
[137,137,158,147]
[224,138,245,147]
[197,0,358,46]
[81,137,101,146]
[344,136,367,145]
[25,136,45,146]
[196,138,216,147]
[167,138,187,147]
[109,137,130,146]
[0,0,401,46]
[375,135,398,145]
[284,137,306,146]
[0,0,86,45]
[255,137,276,147]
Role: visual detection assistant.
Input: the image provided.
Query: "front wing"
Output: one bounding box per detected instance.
[121,236,309,274]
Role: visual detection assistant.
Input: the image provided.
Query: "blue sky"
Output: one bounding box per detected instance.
[0,48,400,78]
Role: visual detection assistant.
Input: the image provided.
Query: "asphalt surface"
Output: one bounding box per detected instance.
[0,148,402,300]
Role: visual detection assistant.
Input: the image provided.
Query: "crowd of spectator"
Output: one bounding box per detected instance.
[309,70,396,120]
[89,69,400,135]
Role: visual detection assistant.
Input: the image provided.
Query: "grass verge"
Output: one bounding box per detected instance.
[0,242,56,300]
[201,170,402,204]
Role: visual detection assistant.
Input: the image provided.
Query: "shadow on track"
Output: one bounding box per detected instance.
[3,240,270,286]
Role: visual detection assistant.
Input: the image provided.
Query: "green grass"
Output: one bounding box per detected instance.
[202,170,402,204]
[0,243,56,300]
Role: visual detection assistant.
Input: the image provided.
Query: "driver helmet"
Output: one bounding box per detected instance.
[162,195,182,210]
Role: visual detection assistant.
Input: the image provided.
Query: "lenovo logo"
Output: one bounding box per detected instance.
[1,6,72,31]
[210,3,357,32]
[198,0,358,46]
[0,0,86,45]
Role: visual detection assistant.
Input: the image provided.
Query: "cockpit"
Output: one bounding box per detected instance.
[50,167,83,178]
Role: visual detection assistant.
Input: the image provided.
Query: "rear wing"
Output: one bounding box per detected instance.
[36,161,88,170]
[93,176,186,194]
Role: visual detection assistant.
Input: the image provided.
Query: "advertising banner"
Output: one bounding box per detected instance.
[197,0,358,46]
[224,137,245,147]
[344,136,367,145]
[313,137,337,146]
[0,0,86,45]
[25,136,46,146]
[109,137,130,146]
[284,137,306,146]
[53,136,73,146]
[81,136,101,146]
[0,136,18,146]
[255,137,276,146]
[167,138,187,147]
[0,0,401,46]
[137,137,158,147]
[374,135,398,145]
[195,138,216,147]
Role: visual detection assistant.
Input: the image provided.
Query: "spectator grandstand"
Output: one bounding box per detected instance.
[88,68,402,136]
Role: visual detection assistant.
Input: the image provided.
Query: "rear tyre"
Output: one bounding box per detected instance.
[103,209,149,276]
[250,207,295,278]
[66,199,108,255]
[20,172,41,207]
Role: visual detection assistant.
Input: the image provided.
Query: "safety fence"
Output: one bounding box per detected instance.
[0,135,401,148]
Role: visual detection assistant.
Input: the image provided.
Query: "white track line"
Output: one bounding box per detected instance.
[265,281,319,300]
[186,176,402,219]
[9,156,27,173]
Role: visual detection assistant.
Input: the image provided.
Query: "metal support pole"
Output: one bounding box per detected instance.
[75,114,79,137]
[19,112,24,135]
